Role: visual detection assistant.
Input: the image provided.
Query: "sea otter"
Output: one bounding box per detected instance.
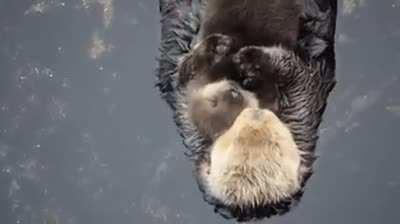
[157,0,337,221]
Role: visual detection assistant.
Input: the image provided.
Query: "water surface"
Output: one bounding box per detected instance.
[0,1,399,223]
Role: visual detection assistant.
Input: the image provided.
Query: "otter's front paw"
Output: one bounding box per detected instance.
[195,34,237,66]
[233,46,274,89]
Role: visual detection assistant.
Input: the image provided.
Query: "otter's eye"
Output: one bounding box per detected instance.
[230,88,240,99]
[208,97,218,108]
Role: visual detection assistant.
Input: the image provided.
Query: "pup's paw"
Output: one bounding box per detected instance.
[233,46,290,89]
[233,46,273,89]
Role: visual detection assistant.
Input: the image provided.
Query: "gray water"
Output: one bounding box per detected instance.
[0,0,399,223]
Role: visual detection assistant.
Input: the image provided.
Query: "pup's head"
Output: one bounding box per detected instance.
[187,79,259,139]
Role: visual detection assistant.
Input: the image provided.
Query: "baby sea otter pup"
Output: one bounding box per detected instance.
[189,81,301,210]
[186,77,301,210]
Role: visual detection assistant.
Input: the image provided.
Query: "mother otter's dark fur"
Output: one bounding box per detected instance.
[201,0,303,49]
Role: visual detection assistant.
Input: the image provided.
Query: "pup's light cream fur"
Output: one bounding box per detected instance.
[206,108,301,208]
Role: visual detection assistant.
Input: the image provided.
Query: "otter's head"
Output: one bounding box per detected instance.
[187,79,259,139]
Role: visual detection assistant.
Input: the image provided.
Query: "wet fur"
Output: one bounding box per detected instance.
[201,0,304,48]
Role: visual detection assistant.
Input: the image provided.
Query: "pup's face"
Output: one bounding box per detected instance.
[190,81,301,209]
[188,79,259,139]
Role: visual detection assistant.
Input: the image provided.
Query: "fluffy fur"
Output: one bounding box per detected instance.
[206,108,301,208]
